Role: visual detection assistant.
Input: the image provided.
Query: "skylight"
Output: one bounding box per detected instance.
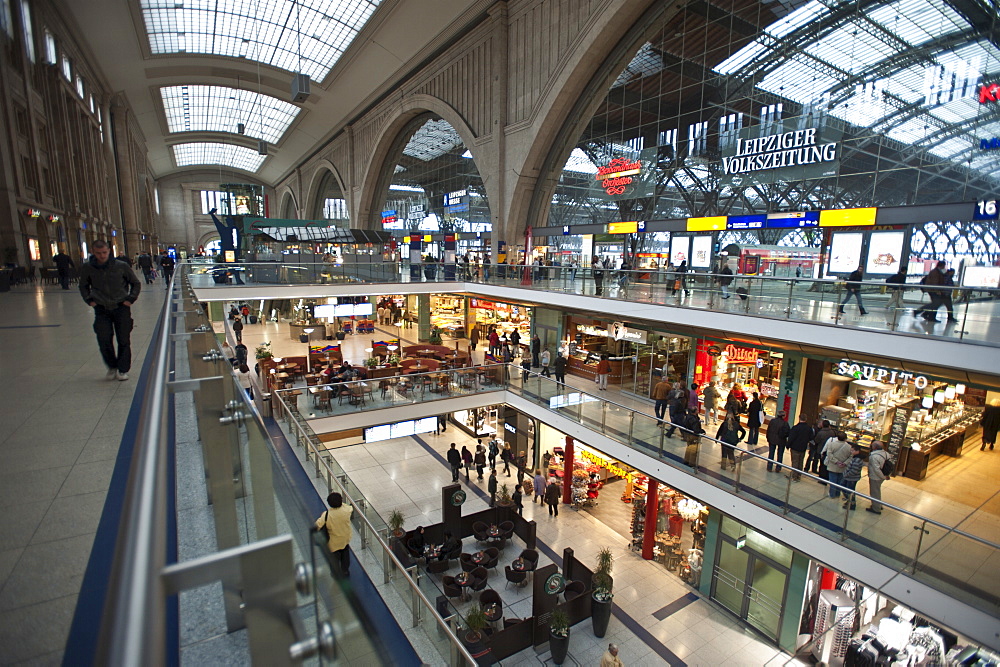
[712,0,1000,177]
[140,0,382,82]
[172,142,266,172]
[161,85,300,143]
[401,119,463,161]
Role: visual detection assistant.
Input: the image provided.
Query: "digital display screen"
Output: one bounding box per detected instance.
[690,236,713,268]
[670,236,690,266]
[962,266,1000,288]
[686,216,727,231]
[819,207,877,227]
[414,417,437,434]
[828,233,864,274]
[353,303,373,316]
[607,221,638,234]
[364,424,391,443]
[334,304,354,316]
[390,420,415,438]
[314,304,337,319]
[865,232,904,274]
[766,211,819,228]
[727,214,765,230]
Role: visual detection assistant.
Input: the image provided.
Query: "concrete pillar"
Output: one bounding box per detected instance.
[642,479,659,560]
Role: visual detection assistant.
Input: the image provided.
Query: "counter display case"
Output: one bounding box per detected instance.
[838,380,894,438]
[898,406,981,480]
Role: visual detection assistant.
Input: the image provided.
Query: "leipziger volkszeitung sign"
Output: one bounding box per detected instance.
[721,123,841,185]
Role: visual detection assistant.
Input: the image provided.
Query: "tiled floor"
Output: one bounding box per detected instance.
[0,281,164,664]
[309,425,798,666]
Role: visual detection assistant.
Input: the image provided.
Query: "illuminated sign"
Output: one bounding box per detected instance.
[974,199,999,221]
[25,208,41,218]
[687,216,727,232]
[835,361,928,390]
[723,344,757,364]
[980,138,1000,151]
[48,215,61,222]
[445,190,467,206]
[579,449,633,481]
[577,323,646,344]
[819,207,877,227]
[979,83,999,103]
[722,128,838,176]
[765,211,819,228]
[381,210,398,227]
[595,157,642,195]
[607,221,638,234]
[727,214,765,230]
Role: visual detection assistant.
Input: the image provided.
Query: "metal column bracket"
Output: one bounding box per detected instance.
[201,349,225,362]
[289,621,336,662]
[167,375,224,393]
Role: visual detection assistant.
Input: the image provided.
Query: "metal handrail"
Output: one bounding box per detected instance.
[100,270,176,664]
[271,389,476,666]
[509,367,1000,552]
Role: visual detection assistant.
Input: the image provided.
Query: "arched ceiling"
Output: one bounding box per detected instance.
[55,0,489,182]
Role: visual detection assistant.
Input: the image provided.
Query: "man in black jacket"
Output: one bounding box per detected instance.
[79,240,142,381]
[785,415,815,481]
[765,411,790,473]
[52,250,74,290]
[446,443,462,482]
[838,266,868,315]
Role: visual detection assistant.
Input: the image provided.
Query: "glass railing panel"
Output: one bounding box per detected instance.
[186,261,999,346]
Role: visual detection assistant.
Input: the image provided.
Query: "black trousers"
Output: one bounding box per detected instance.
[555,371,565,384]
[331,547,351,577]
[93,304,133,372]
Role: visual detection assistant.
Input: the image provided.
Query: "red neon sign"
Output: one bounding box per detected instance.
[979,83,999,104]
[595,157,642,195]
[724,344,758,364]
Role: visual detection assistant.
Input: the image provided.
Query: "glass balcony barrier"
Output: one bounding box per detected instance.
[272,360,1000,617]
[95,270,475,665]
[271,389,478,664]
[185,261,1000,346]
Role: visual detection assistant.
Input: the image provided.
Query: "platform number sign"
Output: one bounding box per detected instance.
[973,199,999,220]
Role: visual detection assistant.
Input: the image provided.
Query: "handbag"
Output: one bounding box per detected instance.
[318,511,330,542]
[673,279,682,290]
[759,410,766,424]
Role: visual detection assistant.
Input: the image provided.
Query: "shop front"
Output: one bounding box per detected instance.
[452,406,499,439]
[808,360,988,480]
[537,424,708,588]
[797,563,994,664]
[468,297,531,348]
[694,339,783,416]
[428,293,466,338]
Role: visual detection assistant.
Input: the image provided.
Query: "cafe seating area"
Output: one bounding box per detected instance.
[387,495,595,664]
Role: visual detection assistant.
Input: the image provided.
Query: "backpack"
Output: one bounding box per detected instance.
[879,454,894,477]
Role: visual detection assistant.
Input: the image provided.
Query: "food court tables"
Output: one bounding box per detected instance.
[471,550,489,566]
[484,601,502,628]
[454,571,473,601]
[423,544,443,561]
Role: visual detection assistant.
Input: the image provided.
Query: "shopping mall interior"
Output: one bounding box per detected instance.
[1,0,999,664]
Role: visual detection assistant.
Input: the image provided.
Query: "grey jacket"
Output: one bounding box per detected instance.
[79,256,141,309]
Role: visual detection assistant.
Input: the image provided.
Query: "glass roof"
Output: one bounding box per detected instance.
[401,119,463,161]
[713,0,1000,177]
[140,0,381,82]
[161,85,300,143]
[172,142,267,172]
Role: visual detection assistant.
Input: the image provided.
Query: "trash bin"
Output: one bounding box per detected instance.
[260,393,272,418]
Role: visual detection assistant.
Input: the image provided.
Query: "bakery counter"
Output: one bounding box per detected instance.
[898,413,980,481]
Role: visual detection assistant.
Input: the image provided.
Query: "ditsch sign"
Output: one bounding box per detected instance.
[724,344,758,364]
[596,157,642,195]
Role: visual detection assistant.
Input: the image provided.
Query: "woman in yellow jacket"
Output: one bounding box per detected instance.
[314,492,354,577]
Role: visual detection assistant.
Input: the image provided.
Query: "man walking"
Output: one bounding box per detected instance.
[232,315,244,343]
[159,251,175,288]
[838,265,868,315]
[544,477,561,516]
[765,411,790,473]
[52,250,74,290]
[78,240,141,381]
[447,443,462,482]
[313,492,353,578]
[664,382,689,438]
[866,441,890,514]
[914,260,947,322]
[540,347,551,377]
[553,352,567,384]
[488,468,498,507]
[137,251,155,284]
[652,376,672,422]
[531,335,541,368]
[885,266,907,314]
[785,415,815,481]
[703,380,721,424]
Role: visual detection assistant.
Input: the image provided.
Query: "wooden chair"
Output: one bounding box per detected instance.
[316,389,331,411]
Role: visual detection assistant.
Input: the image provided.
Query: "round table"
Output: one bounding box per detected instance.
[511,558,527,572]
[484,602,502,626]
[455,571,474,601]
[472,551,488,565]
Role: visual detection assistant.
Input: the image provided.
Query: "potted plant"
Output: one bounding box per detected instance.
[388,509,405,540]
[549,608,570,665]
[464,604,488,646]
[497,483,513,507]
[591,547,614,637]
[428,327,443,345]
[254,341,273,360]
[364,357,379,368]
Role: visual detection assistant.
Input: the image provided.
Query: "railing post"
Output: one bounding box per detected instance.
[840,503,851,541]
[357,498,368,550]
[733,452,742,493]
[911,521,930,573]
[785,279,794,318]
[601,401,608,432]
[782,474,793,515]
[410,566,422,627]
[627,411,634,442]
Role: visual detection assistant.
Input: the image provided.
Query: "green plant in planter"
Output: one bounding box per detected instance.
[593,547,614,602]
[388,509,405,537]
[254,341,273,360]
[497,483,512,505]
[364,357,379,368]
[387,353,400,365]
[550,608,570,638]
[465,604,488,643]
[428,327,443,345]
